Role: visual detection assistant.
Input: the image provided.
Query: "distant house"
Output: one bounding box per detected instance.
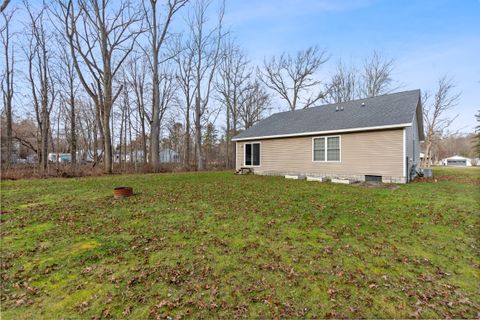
[113,149,179,164]
[232,90,425,183]
[125,150,146,163]
[48,153,72,163]
[441,155,472,167]
[160,149,180,163]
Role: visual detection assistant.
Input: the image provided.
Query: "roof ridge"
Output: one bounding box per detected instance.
[275,89,421,115]
[311,89,421,109]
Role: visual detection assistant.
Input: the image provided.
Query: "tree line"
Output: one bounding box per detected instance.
[0,0,469,175]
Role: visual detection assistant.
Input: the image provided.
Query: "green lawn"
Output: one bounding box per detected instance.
[1,167,479,318]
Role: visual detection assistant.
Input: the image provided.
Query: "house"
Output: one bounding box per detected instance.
[48,153,72,163]
[159,149,180,163]
[125,150,146,163]
[441,155,472,167]
[232,90,425,183]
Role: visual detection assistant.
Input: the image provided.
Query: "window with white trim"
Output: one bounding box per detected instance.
[245,143,260,166]
[313,136,340,162]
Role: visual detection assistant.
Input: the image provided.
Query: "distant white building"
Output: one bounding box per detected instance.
[113,149,179,163]
[159,149,180,163]
[125,150,146,163]
[441,155,472,167]
[48,153,72,163]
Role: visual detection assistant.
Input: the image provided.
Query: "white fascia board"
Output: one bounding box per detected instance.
[232,123,412,142]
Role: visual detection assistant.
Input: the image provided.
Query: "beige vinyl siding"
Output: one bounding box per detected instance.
[236,129,404,178]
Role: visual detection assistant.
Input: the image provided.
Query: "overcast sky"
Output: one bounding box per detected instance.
[224,0,480,133]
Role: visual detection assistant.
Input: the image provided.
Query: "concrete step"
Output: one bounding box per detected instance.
[285,175,300,180]
[306,176,329,182]
[331,178,352,184]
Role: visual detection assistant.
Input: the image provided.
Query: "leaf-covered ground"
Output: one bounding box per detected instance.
[1,167,479,318]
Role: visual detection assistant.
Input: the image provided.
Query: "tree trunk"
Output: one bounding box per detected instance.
[103,113,113,173]
[5,99,12,167]
[135,95,147,166]
[2,11,13,168]
[102,60,113,173]
[424,141,432,168]
[70,87,76,165]
[185,105,190,167]
[195,96,203,170]
[150,2,160,173]
[225,101,230,168]
[128,107,133,169]
[150,112,160,172]
[232,119,237,170]
[95,101,104,163]
[120,105,127,170]
[40,110,49,171]
[119,104,124,168]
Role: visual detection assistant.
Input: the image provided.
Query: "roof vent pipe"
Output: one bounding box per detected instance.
[361,102,365,107]
[335,107,339,112]
[340,106,344,111]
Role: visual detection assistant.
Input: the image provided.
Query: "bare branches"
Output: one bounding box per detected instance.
[238,79,270,129]
[145,0,188,171]
[54,0,143,173]
[0,0,10,13]
[422,75,461,167]
[215,39,250,167]
[325,51,398,102]
[360,50,397,98]
[1,8,15,166]
[24,1,55,171]
[325,61,357,103]
[187,0,226,170]
[423,76,460,137]
[260,46,328,110]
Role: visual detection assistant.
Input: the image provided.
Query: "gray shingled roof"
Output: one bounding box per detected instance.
[232,90,421,141]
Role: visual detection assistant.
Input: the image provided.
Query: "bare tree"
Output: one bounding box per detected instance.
[56,36,79,165]
[126,56,149,166]
[260,46,328,111]
[0,9,14,166]
[238,79,270,129]
[216,40,250,168]
[422,76,460,167]
[76,98,100,163]
[144,0,188,172]
[325,61,358,103]
[188,0,225,170]
[12,118,38,157]
[25,3,56,172]
[0,0,10,13]
[172,36,195,166]
[56,0,142,173]
[360,51,396,98]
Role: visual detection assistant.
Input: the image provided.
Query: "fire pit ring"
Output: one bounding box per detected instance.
[113,186,133,198]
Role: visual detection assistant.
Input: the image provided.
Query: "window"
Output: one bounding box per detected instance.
[327,136,340,161]
[313,138,325,161]
[313,136,341,162]
[245,143,260,166]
